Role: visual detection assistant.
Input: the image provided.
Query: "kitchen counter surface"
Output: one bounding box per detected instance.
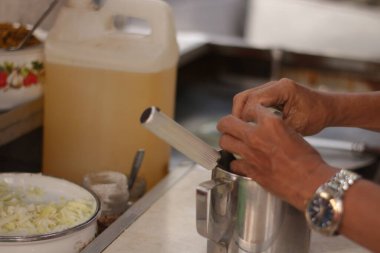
[83,164,370,253]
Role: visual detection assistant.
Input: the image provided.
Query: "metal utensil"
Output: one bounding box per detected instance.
[305,137,380,156]
[140,106,234,170]
[128,149,145,190]
[6,0,59,51]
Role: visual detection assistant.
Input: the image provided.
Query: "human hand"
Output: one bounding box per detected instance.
[217,105,337,210]
[232,78,333,136]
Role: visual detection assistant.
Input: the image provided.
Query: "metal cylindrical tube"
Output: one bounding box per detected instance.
[140,106,221,170]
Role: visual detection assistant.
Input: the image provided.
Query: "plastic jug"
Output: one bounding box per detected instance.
[43,0,179,189]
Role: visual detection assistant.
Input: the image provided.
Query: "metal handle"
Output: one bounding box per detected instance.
[128,149,144,190]
[196,179,233,243]
[102,0,177,45]
[140,106,221,170]
[196,180,216,238]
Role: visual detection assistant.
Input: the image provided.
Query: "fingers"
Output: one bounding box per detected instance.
[230,159,261,180]
[217,115,255,142]
[217,116,258,163]
[217,136,262,180]
[232,89,249,118]
[219,106,293,151]
[233,80,288,121]
[219,134,246,159]
[229,159,250,177]
[217,107,283,150]
[217,114,275,168]
[232,81,277,118]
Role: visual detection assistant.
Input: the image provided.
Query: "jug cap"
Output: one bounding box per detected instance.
[45,0,179,72]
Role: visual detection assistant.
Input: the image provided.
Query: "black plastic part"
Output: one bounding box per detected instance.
[217,150,236,171]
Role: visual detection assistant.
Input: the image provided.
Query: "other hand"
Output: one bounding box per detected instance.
[232,78,333,136]
[217,105,337,210]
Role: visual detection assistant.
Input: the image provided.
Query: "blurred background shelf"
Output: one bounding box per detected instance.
[0,98,43,147]
[0,98,43,172]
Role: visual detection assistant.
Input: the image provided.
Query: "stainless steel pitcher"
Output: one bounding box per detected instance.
[140,106,310,253]
[197,167,310,253]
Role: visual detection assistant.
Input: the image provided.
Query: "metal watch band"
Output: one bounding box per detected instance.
[326,169,361,195]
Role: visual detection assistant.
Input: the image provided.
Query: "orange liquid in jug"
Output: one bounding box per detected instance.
[43,63,177,189]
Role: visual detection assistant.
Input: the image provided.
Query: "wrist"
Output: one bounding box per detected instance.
[299,163,338,211]
[318,91,341,128]
[305,169,361,236]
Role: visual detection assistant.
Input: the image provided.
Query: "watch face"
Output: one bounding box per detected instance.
[306,180,348,236]
[307,196,334,230]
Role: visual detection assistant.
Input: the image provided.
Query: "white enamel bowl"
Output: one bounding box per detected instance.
[0,173,100,253]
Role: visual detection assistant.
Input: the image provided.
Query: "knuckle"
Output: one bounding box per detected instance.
[245,129,258,144]
[217,116,231,131]
[279,77,291,83]
[233,92,244,104]
[280,78,297,89]
[262,113,282,126]
[279,77,294,85]
[232,93,240,101]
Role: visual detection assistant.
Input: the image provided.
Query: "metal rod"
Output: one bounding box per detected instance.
[7,0,59,51]
[128,149,145,190]
[140,106,220,170]
[305,137,365,153]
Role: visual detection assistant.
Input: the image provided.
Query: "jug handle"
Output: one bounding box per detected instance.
[196,179,233,242]
[196,180,218,238]
[101,0,177,45]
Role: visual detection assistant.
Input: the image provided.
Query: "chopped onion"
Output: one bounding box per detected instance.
[0,181,95,236]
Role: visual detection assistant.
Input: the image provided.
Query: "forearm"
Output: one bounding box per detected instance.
[325,91,380,131]
[340,179,380,252]
[287,159,380,252]
[295,162,380,252]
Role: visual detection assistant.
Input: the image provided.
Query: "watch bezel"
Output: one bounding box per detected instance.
[305,185,343,236]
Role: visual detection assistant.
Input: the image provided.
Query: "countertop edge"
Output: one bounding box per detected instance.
[80,164,194,253]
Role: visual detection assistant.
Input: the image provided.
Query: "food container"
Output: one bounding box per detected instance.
[0,23,46,112]
[43,0,179,189]
[83,171,129,232]
[0,173,100,253]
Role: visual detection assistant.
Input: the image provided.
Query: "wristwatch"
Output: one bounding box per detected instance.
[305,169,361,236]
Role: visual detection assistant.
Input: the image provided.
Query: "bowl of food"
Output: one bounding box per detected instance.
[0,173,100,253]
[0,23,46,112]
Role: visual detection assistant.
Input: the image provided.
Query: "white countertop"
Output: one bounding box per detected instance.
[100,165,370,253]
